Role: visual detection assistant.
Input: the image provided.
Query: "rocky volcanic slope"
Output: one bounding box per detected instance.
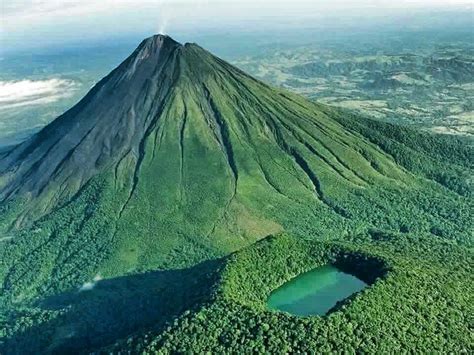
[0,35,472,353]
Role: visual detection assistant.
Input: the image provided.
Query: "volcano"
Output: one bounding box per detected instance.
[0,34,470,266]
[0,34,471,353]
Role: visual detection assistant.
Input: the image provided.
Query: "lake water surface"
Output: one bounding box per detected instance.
[267,265,367,316]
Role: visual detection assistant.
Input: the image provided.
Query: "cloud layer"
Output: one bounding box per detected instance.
[0,79,78,110]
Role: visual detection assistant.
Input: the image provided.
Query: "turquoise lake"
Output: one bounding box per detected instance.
[267,265,367,316]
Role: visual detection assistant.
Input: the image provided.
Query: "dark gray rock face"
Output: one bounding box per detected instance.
[0,35,182,208]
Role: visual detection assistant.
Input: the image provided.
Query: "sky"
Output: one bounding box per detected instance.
[1,0,472,52]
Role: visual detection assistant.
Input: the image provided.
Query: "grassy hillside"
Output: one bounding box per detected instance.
[0,35,472,353]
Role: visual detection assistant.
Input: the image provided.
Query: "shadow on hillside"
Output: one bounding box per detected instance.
[4,259,222,354]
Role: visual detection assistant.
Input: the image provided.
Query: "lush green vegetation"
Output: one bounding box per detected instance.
[329,107,473,197]
[108,232,473,353]
[0,35,472,353]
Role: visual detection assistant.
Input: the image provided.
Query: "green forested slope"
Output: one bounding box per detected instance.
[114,232,472,353]
[0,35,472,353]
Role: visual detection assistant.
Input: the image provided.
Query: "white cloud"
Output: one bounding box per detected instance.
[0,79,78,110]
[78,274,102,292]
